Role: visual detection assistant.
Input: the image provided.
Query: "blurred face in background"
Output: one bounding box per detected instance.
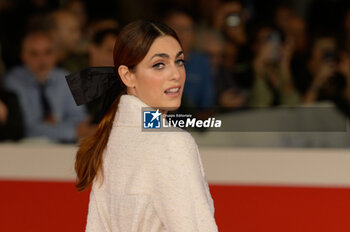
[21,33,56,82]
[89,34,117,66]
[52,11,81,53]
[164,12,194,54]
[65,0,87,28]
[275,6,293,33]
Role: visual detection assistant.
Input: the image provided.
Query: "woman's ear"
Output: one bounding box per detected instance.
[118,65,135,88]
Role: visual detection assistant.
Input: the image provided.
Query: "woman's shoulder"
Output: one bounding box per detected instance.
[111,126,197,148]
[151,128,196,147]
[149,129,199,162]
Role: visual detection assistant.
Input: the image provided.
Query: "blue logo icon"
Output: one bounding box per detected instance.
[143,109,162,129]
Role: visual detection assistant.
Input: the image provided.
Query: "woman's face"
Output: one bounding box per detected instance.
[129,35,186,112]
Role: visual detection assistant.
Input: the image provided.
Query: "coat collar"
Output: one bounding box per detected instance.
[114,94,157,127]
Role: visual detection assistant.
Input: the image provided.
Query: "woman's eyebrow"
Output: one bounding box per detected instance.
[150,50,184,60]
[175,51,184,58]
[150,53,169,60]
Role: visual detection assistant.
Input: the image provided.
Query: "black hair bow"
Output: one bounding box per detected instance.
[65,67,123,123]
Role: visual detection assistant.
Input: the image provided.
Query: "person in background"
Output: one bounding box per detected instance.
[45,9,84,73]
[341,9,350,108]
[63,0,88,31]
[213,0,251,70]
[196,27,248,110]
[294,34,350,115]
[86,28,120,124]
[0,84,24,141]
[274,4,294,36]
[88,28,119,67]
[86,18,120,40]
[2,30,93,143]
[210,0,254,111]
[0,0,59,70]
[274,4,308,55]
[273,5,310,106]
[162,7,215,110]
[248,25,300,107]
[337,50,350,115]
[63,0,89,57]
[341,8,350,53]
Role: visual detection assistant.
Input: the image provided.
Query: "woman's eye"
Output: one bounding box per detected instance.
[176,59,186,66]
[153,62,165,69]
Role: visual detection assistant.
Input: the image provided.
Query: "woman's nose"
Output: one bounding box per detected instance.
[170,64,181,80]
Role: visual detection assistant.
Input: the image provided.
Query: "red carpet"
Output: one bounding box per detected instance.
[1,180,350,232]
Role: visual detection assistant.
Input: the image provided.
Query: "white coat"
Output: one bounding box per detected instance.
[85,94,218,232]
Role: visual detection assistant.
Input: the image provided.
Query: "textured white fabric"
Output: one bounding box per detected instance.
[85,94,219,232]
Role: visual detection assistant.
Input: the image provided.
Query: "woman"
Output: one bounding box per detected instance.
[66,20,219,231]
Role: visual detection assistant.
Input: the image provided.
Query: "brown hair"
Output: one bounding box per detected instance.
[75,20,181,191]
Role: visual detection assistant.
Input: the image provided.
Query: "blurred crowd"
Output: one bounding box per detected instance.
[0,0,349,143]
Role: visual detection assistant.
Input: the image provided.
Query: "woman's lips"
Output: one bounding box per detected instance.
[164,86,181,97]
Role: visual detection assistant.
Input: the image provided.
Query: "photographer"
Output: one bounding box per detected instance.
[214,0,250,68]
[300,36,347,103]
[290,33,350,115]
[248,25,301,107]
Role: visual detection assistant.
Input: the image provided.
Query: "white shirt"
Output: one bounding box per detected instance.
[85,94,218,232]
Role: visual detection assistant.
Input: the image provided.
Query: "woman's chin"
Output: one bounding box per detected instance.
[160,101,181,112]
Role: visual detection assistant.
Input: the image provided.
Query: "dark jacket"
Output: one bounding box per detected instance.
[0,87,25,141]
